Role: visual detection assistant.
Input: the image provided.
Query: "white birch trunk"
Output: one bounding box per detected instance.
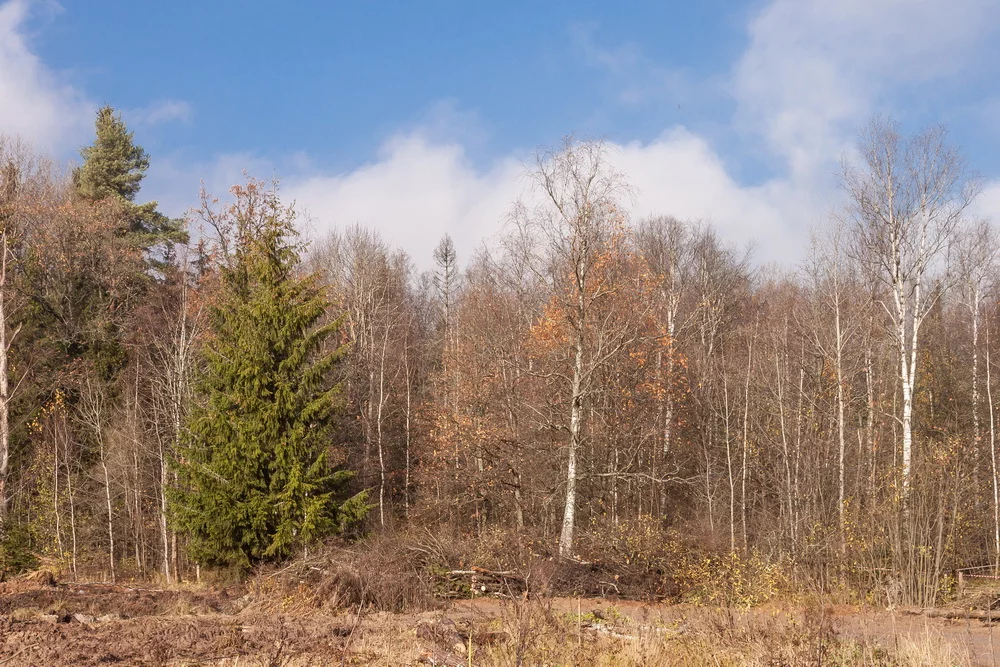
[558,330,585,557]
[834,289,847,546]
[0,230,14,520]
[987,324,999,568]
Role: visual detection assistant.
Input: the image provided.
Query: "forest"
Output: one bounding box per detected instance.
[0,105,993,616]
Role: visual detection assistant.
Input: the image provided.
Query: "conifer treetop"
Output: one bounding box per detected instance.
[74,105,186,248]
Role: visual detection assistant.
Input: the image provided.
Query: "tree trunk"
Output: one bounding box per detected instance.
[834,293,846,549]
[376,322,391,528]
[988,322,999,568]
[559,331,585,558]
[776,344,795,551]
[100,436,116,583]
[0,230,14,520]
[403,343,412,518]
[741,334,753,549]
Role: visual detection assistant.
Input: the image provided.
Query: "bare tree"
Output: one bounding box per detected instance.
[78,380,117,583]
[848,117,978,497]
[956,222,999,560]
[804,220,865,547]
[0,137,48,520]
[0,164,19,520]
[434,234,460,412]
[511,138,638,557]
[636,216,694,460]
[956,222,997,452]
[145,256,200,583]
[317,227,413,527]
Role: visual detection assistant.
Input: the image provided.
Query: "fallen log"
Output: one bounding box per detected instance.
[446,567,519,577]
[905,607,1000,621]
[438,567,526,598]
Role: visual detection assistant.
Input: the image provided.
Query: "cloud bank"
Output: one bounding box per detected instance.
[2,0,999,267]
[0,0,91,154]
[279,0,1000,264]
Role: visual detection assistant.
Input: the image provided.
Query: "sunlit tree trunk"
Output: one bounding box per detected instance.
[0,229,17,520]
[988,322,1000,568]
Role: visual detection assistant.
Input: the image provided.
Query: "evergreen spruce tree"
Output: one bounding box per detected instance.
[74,105,186,255]
[171,184,366,569]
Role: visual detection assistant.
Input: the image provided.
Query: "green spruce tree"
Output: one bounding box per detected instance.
[74,105,186,256]
[171,182,366,569]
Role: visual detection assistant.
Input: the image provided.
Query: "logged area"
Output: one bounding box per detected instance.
[0,577,994,666]
[3,13,1000,664]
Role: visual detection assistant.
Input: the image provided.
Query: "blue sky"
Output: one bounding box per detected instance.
[31,2,746,165]
[3,0,1000,265]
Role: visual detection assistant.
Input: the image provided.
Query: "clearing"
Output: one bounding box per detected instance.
[0,578,994,665]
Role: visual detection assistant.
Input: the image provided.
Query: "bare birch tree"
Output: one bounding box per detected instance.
[512,138,632,557]
[804,221,865,546]
[848,117,978,497]
[956,222,998,559]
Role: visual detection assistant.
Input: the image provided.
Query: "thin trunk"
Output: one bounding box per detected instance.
[705,431,715,535]
[973,289,982,451]
[158,434,171,584]
[899,246,923,500]
[794,352,804,539]
[742,334,753,549]
[403,344,412,518]
[867,340,876,501]
[663,301,676,457]
[611,447,619,526]
[66,439,77,581]
[835,292,847,549]
[988,322,999,569]
[0,230,14,519]
[100,436,116,583]
[132,448,141,575]
[723,367,736,553]
[559,328,585,558]
[170,523,178,584]
[776,346,795,551]
[53,425,63,559]
[512,469,525,531]
[376,324,390,528]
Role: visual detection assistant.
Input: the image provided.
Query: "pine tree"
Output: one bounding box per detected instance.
[171,183,367,569]
[74,105,186,255]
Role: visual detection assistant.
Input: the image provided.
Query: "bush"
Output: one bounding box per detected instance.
[0,522,39,576]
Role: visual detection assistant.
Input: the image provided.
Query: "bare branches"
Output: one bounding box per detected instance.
[847,117,979,495]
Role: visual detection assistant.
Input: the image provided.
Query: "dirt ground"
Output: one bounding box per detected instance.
[0,578,996,665]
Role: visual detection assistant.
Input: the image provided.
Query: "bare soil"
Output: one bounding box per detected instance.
[0,578,996,665]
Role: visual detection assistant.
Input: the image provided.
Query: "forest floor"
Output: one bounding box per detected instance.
[0,577,994,665]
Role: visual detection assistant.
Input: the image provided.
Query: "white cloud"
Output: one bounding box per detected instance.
[734,0,1000,180]
[4,0,996,269]
[284,134,525,265]
[144,150,277,220]
[278,0,1000,267]
[128,99,192,126]
[570,22,694,108]
[616,130,801,255]
[975,181,1000,225]
[0,0,91,153]
[268,127,817,268]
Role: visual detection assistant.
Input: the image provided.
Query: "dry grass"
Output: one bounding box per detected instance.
[0,577,980,665]
[893,634,973,667]
[323,597,974,666]
[218,531,980,666]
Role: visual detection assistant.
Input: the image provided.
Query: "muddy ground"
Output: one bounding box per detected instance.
[0,578,995,665]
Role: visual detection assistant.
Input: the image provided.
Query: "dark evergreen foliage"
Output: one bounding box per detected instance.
[74,106,187,255]
[171,187,367,569]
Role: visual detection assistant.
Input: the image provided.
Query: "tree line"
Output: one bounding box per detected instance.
[0,110,993,605]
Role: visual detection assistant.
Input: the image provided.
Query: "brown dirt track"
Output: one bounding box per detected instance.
[0,578,997,665]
